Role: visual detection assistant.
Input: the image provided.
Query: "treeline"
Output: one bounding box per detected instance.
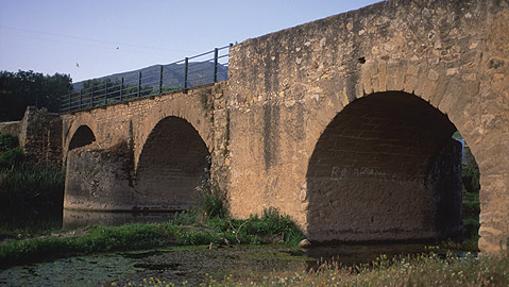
[0,70,72,121]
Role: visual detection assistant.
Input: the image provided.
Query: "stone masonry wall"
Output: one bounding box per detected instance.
[0,121,21,137]
[62,84,229,212]
[225,0,509,252]
[18,106,63,166]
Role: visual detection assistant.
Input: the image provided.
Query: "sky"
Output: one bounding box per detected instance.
[0,0,380,83]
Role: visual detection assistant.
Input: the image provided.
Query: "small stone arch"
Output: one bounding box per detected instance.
[63,120,99,167]
[133,98,214,172]
[68,125,96,151]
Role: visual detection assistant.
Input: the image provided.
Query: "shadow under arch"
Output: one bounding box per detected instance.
[135,116,210,211]
[68,125,96,151]
[305,91,476,243]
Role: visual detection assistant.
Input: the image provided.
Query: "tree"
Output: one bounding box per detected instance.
[0,70,72,121]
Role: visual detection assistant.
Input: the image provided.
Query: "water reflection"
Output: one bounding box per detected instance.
[63,209,178,229]
[303,242,474,270]
[303,243,427,269]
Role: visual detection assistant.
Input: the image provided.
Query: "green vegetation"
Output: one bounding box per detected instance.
[0,147,302,268]
[131,251,509,287]
[461,149,481,248]
[195,178,228,220]
[0,133,65,234]
[0,70,71,121]
[0,208,303,268]
[0,133,19,152]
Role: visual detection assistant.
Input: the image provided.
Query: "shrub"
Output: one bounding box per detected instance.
[462,162,480,195]
[0,147,24,169]
[0,133,18,152]
[195,178,228,220]
[0,163,64,224]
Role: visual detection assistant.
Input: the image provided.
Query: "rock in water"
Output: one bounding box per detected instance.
[299,239,311,249]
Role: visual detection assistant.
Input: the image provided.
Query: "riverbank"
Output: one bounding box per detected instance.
[203,250,509,287]
[0,209,303,268]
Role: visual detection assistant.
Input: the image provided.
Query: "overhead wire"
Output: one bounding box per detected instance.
[0,25,193,54]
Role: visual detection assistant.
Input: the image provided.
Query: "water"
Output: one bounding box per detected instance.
[0,252,138,287]
[0,243,471,286]
[62,209,178,229]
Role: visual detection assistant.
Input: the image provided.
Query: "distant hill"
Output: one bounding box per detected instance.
[72,61,228,92]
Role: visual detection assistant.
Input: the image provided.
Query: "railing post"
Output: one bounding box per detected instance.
[159,65,164,95]
[138,71,142,97]
[184,57,189,90]
[68,93,71,112]
[104,81,108,105]
[80,89,83,110]
[91,88,95,108]
[120,77,124,102]
[213,48,219,82]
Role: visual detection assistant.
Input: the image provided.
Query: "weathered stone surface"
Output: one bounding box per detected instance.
[64,142,135,211]
[0,121,20,137]
[305,93,462,242]
[18,107,62,166]
[225,0,509,253]
[62,84,228,213]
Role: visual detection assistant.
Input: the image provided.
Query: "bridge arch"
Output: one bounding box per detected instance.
[68,125,96,151]
[64,113,100,158]
[305,90,480,243]
[135,116,210,210]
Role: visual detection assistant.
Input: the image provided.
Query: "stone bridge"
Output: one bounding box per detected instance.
[61,0,509,253]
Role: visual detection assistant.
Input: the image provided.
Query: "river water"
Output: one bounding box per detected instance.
[0,243,466,286]
[0,210,473,286]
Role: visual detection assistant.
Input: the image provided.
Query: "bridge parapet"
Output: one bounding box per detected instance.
[61,45,232,114]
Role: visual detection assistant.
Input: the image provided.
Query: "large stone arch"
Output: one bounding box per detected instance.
[134,116,211,210]
[302,55,506,251]
[306,91,464,242]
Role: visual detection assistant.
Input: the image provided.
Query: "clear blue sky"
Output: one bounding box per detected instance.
[0,0,380,83]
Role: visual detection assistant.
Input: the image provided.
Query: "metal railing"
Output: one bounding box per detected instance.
[60,44,232,113]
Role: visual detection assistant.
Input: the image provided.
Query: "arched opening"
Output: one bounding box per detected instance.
[306,91,479,243]
[135,116,210,210]
[68,125,96,151]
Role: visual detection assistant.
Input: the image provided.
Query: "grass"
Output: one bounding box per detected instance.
[130,251,509,287]
[0,208,304,268]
